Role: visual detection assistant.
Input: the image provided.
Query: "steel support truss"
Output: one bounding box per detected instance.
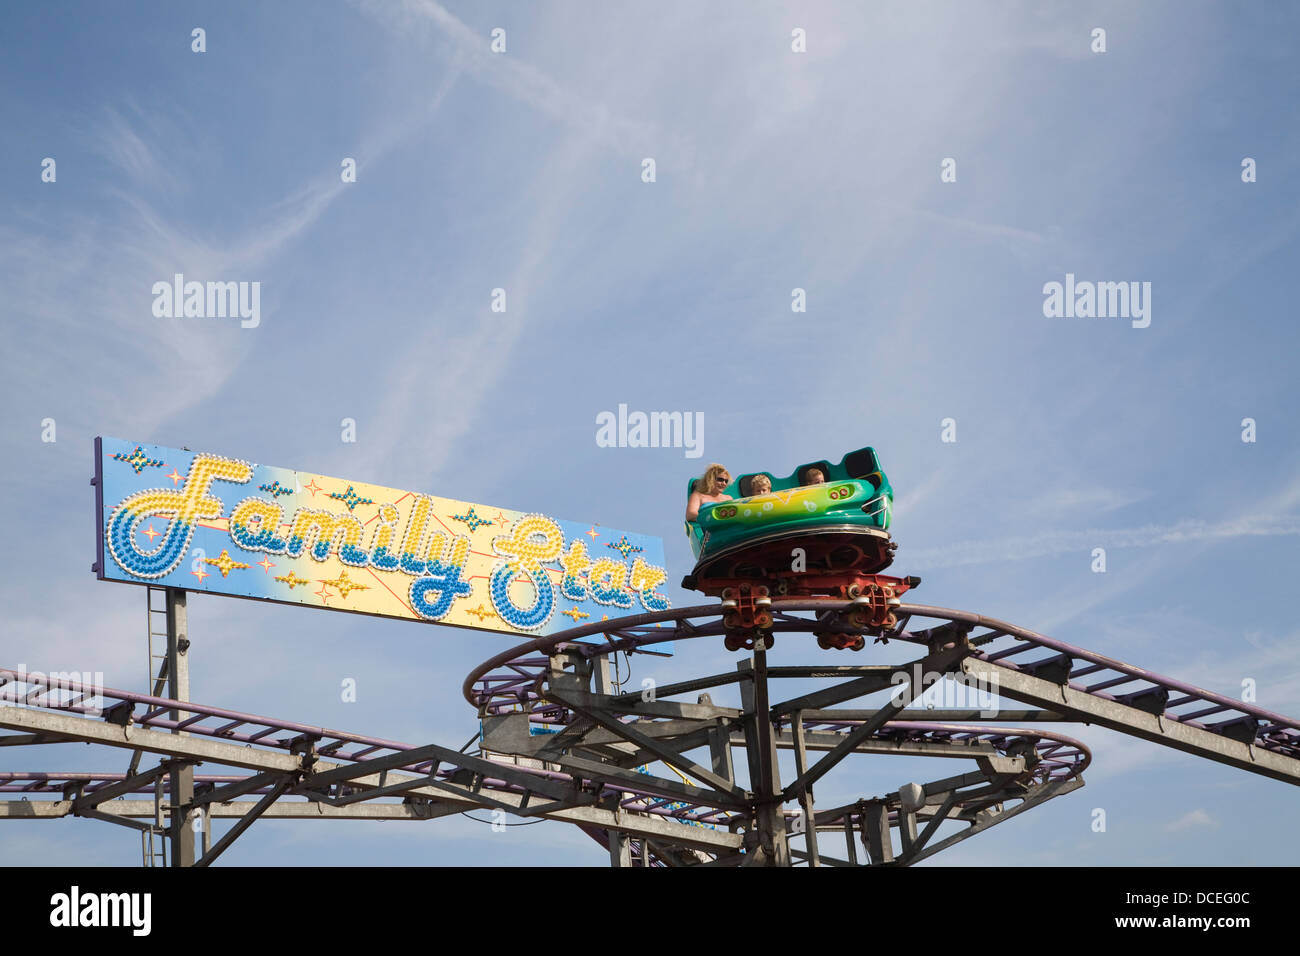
[3,598,1298,865]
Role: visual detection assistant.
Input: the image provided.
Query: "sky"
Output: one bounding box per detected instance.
[1,0,1298,866]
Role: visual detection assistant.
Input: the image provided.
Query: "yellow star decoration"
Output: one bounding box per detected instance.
[206,549,251,578]
[320,571,368,599]
[465,604,497,623]
[275,571,310,589]
[561,606,590,623]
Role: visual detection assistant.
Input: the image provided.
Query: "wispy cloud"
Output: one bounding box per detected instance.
[90,104,188,193]
[880,202,1046,246]
[1168,629,1300,718]
[1164,808,1217,832]
[356,0,659,157]
[1015,485,1149,521]
[355,128,603,483]
[1020,549,1183,637]
[907,514,1300,570]
[1,56,475,441]
[0,135,340,436]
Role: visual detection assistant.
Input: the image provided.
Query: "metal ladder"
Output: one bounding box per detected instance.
[141,775,168,867]
[146,585,171,696]
[138,587,172,866]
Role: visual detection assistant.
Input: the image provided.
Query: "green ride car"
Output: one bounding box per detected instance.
[684,447,894,577]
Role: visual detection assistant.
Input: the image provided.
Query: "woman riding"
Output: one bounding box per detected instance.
[685,463,732,521]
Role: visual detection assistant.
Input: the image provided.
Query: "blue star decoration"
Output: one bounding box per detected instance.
[112,446,165,474]
[329,485,374,511]
[606,535,644,560]
[259,480,294,498]
[452,507,493,532]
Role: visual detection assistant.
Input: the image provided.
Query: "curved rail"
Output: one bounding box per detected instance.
[0,667,733,828]
[6,595,1296,866]
[462,600,1300,763]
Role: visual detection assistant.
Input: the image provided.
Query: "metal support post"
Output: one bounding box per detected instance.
[791,710,819,866]
[862,799,893,864]
[609,830,631,867]
[166,589,195,867]
[738,648,789,865]
[708,719,733,784]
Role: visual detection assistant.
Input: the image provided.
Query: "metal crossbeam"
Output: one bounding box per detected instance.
[0,799,464,821]
[195,778,292,867]
[782,645,973,800]
[902,776,1085,865]
[74,763,177,811]
[9,595,1296,868]
[961,657,1300,785]
[547,687,749,802]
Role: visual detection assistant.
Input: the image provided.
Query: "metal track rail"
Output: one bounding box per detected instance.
[4,596,1297,865]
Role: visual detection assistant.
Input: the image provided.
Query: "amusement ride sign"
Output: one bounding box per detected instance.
[93,437,670,638]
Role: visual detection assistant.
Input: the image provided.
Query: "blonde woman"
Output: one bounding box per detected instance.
[686,464,732,521]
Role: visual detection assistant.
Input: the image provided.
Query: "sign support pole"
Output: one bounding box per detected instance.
[166,588,195,867]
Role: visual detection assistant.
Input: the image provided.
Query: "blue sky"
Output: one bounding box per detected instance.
[2,0,1298,865]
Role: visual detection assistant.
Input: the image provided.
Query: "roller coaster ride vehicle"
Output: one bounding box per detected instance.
[681,447,920,651]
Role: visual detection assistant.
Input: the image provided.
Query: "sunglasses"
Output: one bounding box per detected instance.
[715,476,730,483]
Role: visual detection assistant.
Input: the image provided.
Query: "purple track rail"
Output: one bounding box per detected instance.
[7,596,1293,865]
[462,600,1300,764]
[0,667,732,828]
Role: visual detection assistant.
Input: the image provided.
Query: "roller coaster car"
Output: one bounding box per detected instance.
[681,447,920,650]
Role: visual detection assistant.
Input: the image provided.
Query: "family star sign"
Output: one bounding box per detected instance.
[93,438,670,639]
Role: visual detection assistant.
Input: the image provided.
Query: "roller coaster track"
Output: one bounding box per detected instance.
[2,599,1297,865]
[464,601,1300,776]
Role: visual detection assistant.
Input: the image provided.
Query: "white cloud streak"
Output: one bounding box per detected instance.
[356,0,659,157]
[1164,808,1217,832]
[907,514,1300,570]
